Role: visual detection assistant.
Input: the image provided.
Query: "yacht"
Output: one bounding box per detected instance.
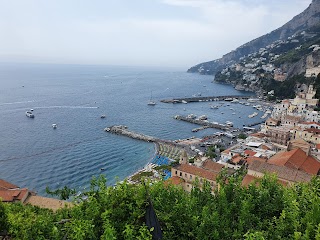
[225,121,233,127]
[198,115,208,120]
[52,124,57,129]
[210,105,219,109]
[248,112,258,118]
[181,100,188,104]
[26,111,34,118]
[148,91,156,106]
[101,115,106,119]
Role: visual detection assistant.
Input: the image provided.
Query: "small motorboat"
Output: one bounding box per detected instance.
[26,111,34,118]
[101,115,106,119]
[52,124,57,129]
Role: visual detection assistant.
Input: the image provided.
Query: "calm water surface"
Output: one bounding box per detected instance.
[0,63,257,195]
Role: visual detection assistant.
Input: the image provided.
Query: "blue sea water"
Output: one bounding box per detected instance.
[0,63,258,195]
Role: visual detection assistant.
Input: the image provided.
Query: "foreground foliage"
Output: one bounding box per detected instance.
[1,175,320,239]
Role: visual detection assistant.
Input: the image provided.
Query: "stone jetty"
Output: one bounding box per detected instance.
[105,125,158,142]
[174,115,231,131]
[161,95,255,104]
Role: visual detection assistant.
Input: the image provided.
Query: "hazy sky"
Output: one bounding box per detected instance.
[0,0,311,68]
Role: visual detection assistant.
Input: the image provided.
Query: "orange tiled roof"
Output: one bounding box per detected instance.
[268,148,320,175]
[244,150,257,157]
[0,188,29,202]
[305,128,320,134]
[249,160,312,183]
[202,160,224,172]
[0,179,19,190]
[231,155,243,164]
[173,164,220,181]
[261,144,271,150]
[246,157,266,165]
[165,176,185,186]
[300,122,320,126]
[316,144,320,149]
[250,132,267,138]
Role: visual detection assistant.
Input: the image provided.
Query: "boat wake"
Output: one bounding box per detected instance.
[0,100,35,106]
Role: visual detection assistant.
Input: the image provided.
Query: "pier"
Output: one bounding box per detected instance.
[105,125,158,142]
[161,95,255,104]
[174,115,231,131]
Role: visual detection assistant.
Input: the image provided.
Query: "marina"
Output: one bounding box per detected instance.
[161,95,255,104]
[174,115,232,131]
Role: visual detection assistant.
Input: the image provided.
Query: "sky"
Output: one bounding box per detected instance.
[0,0,312,69]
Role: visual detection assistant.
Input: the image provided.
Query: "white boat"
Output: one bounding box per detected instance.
[148,91,156,105]
[187,114,197,119]
[224,98,233,101]
[231,98,239,103]
[210,105,219,109]
[248,112,258,118]
[181,100,188,104]
[101,115,106,118]
[225,121,233,127]
[26,111,34,118]
[52,124,57,129]
[198,115,208,120]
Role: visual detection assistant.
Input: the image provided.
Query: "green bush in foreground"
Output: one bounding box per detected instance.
[1,174,320,239]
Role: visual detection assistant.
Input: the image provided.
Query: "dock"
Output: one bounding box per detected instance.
[174,115,230,131]
[161,95,255,104]
[105,125,158,142]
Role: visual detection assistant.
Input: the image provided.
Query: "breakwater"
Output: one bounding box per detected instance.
[105,125,158,142]
[174,115,231,131]
[161,95,255,104]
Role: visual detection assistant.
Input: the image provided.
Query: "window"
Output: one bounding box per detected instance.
[180,172,182,177]
[190,175,192,180]
[185,173,187,178]
[175,171,177,175]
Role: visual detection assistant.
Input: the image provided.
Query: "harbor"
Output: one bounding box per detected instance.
[173,115,232,131]
[160,95,255,104]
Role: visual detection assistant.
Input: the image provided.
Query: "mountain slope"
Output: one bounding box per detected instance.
[188,0,320,75]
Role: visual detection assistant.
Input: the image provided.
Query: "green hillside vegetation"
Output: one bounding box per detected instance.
[1,174,320,239]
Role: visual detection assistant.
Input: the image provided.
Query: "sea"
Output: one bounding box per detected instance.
[0,63,260,195]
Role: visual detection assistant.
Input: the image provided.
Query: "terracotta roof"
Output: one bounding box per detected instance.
[173,164,220,181]
[268,148,320,175]
[249,160,312,183]
[0,188,29,202]
[165,176,185,186]
[231,155,243,164]
[246,157,266,165]
[202,160,224,172]
[283,115,301,122]
[261,144,271,150]
[289,138,310,146]
[305,128,320,134]
[244,150,257,157]
[221,149,231,154]
[301,122,320,126]
[316,144,320,149]
[0,179,19,190]
[250,132,267,138]
[241,174,288,187]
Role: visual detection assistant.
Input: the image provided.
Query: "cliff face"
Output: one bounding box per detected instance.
[188,0,320,75]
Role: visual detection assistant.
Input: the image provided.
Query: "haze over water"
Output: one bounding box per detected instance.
[0,63,256,195]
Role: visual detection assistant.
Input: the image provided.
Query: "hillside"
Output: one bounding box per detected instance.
[1,175,320,239]
[187,0,320,82]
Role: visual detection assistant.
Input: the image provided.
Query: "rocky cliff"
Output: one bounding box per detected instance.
[188,0,320,75]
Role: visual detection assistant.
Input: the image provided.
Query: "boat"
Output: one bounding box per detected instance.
[224,98,233,101]
[100,115,106,118]
[231,98,239,103]
[248,112,258,118]
[52,124,57,129]
[147,91,156,106]
[210,105,219,109]
[198,115,208,120]
[187,114,197,119]
[181,100,188,104]
[26,111,34,118]
[225,121,233,127]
